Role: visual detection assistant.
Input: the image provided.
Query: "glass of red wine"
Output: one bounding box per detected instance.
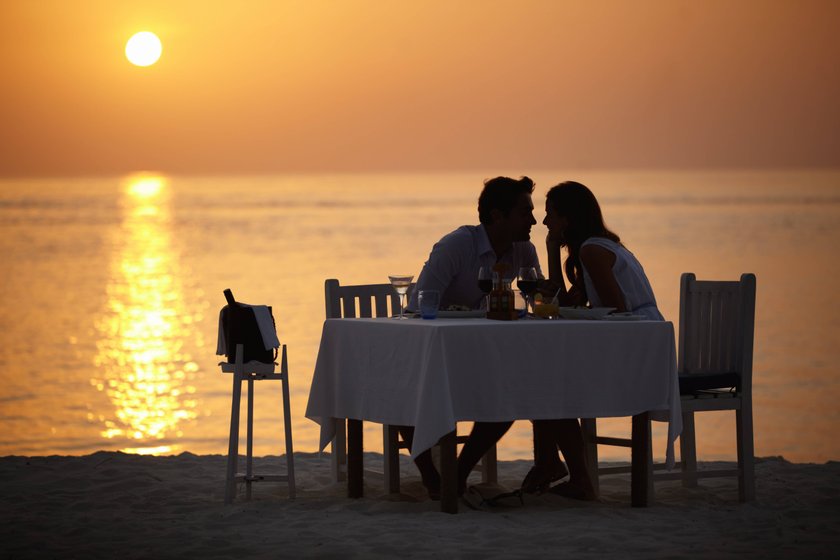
[517,267,539,315]
[478,266,493,310]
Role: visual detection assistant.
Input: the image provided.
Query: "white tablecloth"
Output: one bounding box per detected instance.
[306,317,681,467]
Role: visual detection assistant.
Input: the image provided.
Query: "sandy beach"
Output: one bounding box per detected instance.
[1,452,838,559]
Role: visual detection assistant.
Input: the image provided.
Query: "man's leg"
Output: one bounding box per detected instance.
[533,419,564,469]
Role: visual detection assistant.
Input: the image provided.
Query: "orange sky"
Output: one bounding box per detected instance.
[1,0,838,176]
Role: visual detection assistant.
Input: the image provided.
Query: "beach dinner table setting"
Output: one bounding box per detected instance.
[306,302,681,513]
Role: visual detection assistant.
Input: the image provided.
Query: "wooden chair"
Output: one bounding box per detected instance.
[325,278,497,493]
[581,272,757,502]
[222,343,296,503]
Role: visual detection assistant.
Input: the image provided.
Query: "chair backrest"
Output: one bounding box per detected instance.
[678,273,756,391]
[325,278,402,319]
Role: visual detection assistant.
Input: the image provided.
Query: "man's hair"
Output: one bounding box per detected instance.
[477,176,535,225]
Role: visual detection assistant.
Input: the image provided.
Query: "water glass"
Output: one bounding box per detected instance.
[418,290,440,320]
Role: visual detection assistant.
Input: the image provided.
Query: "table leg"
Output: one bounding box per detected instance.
[438,430,458,514]
[481,444,498,485]
[383,425,401,494]
[347,419,363,498]
[631,412,653,507]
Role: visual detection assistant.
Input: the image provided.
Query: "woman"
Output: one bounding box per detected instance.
[523,180,664,500]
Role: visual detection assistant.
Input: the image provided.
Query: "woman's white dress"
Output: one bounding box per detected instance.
[580,237,664,321]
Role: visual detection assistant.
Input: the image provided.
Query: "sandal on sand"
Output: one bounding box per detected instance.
[547,481,598,501]
[460,486,484,510]
[481,489,525,508]
[520,462,569,494]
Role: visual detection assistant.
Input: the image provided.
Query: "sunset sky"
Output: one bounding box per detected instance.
[1,0,838,176]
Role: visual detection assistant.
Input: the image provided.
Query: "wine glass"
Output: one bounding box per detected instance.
[517,267,539,315]
[477,266,493,310]
[388,274,414,320]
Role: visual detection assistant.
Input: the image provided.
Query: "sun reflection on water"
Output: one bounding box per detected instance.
[92,175,204,454]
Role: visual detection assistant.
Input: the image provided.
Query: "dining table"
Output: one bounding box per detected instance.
[305,315,681,513]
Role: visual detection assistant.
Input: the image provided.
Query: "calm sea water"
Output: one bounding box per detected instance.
[1,170,838,462]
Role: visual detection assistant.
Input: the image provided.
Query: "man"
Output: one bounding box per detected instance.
[402,176,545,499]
[408,176,541,311]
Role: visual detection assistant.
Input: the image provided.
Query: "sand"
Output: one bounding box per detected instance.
[1,452,838,559]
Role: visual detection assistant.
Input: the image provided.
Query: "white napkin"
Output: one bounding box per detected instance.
[253,305,280,350]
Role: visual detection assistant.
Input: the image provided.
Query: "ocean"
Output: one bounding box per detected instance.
[1,169,838,462]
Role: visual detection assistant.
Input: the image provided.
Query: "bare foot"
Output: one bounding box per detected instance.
[420,470,441,501]
[548,481,598,501]
[422,479,440,501]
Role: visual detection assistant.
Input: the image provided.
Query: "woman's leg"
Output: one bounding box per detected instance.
[521,420,569,493]
[396,425,440,495]
[456,421,513,494]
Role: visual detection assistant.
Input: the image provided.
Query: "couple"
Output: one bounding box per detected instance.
[403,176,664,501]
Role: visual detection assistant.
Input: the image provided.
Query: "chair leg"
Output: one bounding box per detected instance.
[736,400,756,502]
[383,425,401,494]
[481,445,498,484]
[680,411,698,488]
[225,373,242,504]
[245,378,254,500]
[331,420,347,483]
[580,418,600,497]
[280,346,296,499]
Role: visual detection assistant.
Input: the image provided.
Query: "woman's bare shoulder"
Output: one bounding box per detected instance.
[580,242,616,270]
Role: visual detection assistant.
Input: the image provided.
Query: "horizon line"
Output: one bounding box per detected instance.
[3,164,840,180]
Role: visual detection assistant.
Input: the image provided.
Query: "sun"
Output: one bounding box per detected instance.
[125,32,162,67]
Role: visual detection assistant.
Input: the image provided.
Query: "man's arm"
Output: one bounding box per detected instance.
[407,232,466,309]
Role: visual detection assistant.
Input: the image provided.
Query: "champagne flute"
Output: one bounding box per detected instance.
[388,275,414,320]
[517,267,539,315]
[477,266,493,310]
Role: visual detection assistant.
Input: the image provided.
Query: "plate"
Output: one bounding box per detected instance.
[435,310,486,318]
[602,313,645,321]
[556,307,615,320]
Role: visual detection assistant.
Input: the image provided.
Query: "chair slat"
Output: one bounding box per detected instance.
[715,290,727,371]
[374,295,390,318]
[713,289,727,372]
[358,295,373,318]
[698,289,711,372]
[341,295,358,318]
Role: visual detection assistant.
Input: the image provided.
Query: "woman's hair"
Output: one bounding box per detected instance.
[546,181,621,292]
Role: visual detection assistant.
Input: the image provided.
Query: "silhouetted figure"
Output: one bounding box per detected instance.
[400,176,545,499]
[525,181,664,500]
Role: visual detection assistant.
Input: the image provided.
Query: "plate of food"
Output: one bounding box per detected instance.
[556,307,615,320]
[602,312,645,321]
[436,305,485,318]
[408,305,484,318]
